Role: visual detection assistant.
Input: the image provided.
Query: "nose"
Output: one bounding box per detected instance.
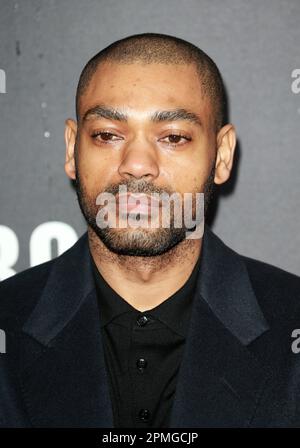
[118,135,160,181]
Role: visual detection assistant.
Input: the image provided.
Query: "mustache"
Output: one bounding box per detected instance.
[96,180,175,198]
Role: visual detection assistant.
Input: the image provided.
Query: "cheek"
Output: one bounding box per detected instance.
[168,157,211,194]
[77,148,113,191]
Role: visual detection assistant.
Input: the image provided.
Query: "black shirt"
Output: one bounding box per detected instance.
[91,253,202,428]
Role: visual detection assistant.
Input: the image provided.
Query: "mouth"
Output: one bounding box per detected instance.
[116,192,161,214]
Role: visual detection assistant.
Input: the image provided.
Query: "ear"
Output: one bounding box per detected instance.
[64,118,77,180]
[214,123,236,185]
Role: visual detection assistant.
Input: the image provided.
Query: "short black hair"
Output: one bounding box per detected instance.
[75,33,227,131]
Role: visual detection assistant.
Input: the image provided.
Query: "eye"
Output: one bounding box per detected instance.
[161,133,192,147]
[91,131,122,144]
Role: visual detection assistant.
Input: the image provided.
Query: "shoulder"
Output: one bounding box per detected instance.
[241,254,300,323]
[0,232,89,332]
[0,232,88,331]
[0,259,54,330]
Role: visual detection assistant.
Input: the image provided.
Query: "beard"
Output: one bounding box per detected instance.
[74,157,215,257]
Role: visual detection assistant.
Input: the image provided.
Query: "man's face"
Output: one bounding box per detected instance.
[67,62,221,256]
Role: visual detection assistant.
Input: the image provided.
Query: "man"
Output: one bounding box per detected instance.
[0,33,300,428]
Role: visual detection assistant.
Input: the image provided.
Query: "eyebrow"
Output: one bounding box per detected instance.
[82,104,202,128]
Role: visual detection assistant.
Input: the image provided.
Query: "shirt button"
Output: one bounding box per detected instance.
[136,315,150,326]
[138,408,151,422]
[136,358,148,372]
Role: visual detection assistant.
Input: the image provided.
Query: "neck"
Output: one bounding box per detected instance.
[88,226,203,312]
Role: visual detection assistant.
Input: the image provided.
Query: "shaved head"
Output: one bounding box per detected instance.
[75,33,227,131]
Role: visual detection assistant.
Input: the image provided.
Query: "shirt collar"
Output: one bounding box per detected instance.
[90,247,202,338]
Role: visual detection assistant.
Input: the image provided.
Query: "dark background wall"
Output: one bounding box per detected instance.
[0,0,299,280]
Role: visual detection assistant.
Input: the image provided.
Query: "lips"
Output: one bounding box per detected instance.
[116,192,160,214]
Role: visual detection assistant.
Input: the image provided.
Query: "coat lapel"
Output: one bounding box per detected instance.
[20,232,114,427]
[169,225,271,427]
[19,224,271,427]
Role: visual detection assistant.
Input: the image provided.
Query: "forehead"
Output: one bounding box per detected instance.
[79,61,212,124]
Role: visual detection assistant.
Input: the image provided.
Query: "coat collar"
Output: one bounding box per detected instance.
[22,229,95,347]
[22,223,269,348]
[197,224,269,345]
